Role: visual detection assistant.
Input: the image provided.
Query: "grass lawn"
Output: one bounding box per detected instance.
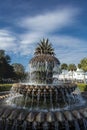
[0,84,13,92]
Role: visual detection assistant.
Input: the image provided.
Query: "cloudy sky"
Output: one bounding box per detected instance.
[0,0,87,70]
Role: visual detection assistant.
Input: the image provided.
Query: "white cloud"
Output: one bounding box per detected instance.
[19,7,78,33]
[16,7,86,64]
[49,35,84,48]
[17,6,81,58]
[0,6,86,65]
[50,36,87,64]
[19,32,87,64]
[0,29,18,53]
[20,32,44,44]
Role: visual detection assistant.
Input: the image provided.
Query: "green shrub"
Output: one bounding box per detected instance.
[77,83,87,92]
[0,84,12,92]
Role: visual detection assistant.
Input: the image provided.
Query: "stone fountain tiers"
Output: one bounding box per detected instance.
[0,51,87,129]
[12,83,77,94]
[0,82,85,130]
[0,100,87,130]
[10,83,80,110]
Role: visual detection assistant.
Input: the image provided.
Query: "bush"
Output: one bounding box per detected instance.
[0,84,12,92]
[77,83,87,92]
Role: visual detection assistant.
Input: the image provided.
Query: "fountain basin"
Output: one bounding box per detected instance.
[0,89,87,130]
[0,103,87,130]
[7,83,84,111]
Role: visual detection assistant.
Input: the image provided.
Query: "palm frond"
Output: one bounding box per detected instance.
[34,39,55,56]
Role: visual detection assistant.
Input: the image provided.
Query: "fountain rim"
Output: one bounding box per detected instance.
[19,82,76,86]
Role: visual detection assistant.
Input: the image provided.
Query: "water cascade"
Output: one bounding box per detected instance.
[0,46,87,130]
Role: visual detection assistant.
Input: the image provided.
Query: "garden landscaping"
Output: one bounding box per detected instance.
[0,84,13,92]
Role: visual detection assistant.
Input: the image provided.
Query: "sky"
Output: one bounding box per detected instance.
[0,0,87,71]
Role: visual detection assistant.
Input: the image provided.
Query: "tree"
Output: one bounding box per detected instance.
[61,63,68,70]
[80,58,87,72]
[78,64,81,69]
[0,50,15,82]
[61,63,68,82]
[68,64,77,71]
[79,58,87,83]
[34,38,55,56]
[12,63,25,81]
[68,64,77,81]
[0,50,11,63]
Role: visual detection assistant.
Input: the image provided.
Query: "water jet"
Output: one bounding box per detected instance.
[0,40,87,130]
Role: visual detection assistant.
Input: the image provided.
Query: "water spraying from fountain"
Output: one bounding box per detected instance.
[0,40,87,130]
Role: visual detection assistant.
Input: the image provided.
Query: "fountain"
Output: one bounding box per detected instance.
[0,40,87,130]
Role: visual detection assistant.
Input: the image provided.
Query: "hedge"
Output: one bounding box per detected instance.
[0,84,12,92]
[77,83,87,92]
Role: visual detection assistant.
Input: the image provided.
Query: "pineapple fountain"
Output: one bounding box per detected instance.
[0,39,87,130]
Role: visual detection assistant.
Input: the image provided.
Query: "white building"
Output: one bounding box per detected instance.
[55,68,87,82]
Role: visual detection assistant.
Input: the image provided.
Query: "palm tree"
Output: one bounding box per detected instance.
[34,38,55,56]
[61,63,68,82]
[68,64,77,81]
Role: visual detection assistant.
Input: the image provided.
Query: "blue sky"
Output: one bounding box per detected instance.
[0,0,87,70]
